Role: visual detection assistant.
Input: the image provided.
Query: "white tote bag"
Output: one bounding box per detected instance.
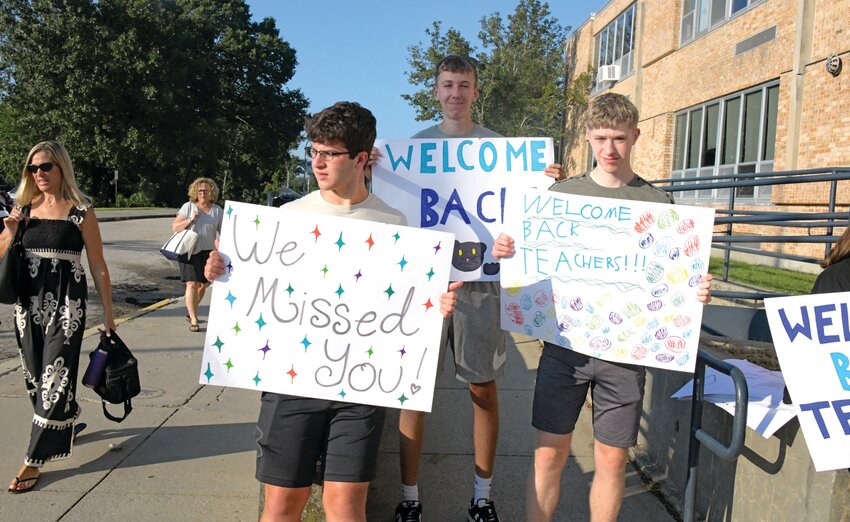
[160,203,200,261]
[160,224,199,261]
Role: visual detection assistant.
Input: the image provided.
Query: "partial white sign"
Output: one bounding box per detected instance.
[372,137,554,281]
[765,292,850,471]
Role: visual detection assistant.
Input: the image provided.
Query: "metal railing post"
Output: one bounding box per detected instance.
[683,351,749,522]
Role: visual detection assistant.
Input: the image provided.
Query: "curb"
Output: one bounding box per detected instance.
[0,296,180,377]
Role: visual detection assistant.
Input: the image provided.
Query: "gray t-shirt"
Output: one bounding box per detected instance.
[178,202,223,251]
[282,191,407,226]
[548,172,674,204]
[411,124,502,139]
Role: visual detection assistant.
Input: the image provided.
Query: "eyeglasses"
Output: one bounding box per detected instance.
[307,146,350,162]
[26,162,55,174]
[197,189,209,194]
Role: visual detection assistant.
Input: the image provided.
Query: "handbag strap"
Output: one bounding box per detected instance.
[10,206,30,245]
[102,399,132,423]
[186,202,198,230]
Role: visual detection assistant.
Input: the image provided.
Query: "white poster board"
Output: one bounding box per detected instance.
[199,201,455,412]
[764,292,850,471]
[372,137,554,281]
[499,188,715,372]
[671,358,796,438]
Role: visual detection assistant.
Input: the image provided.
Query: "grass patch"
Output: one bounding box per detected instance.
[708,256,817,296]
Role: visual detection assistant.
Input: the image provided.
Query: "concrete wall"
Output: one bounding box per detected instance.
[633,345,850,521]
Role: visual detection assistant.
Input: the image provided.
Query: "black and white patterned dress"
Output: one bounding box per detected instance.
[15,204,88,467]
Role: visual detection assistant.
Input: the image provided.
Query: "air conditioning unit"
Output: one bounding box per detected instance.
[598,64,622,83]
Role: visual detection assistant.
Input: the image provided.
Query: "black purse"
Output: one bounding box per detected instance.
[90,330,141,423]
[0,206,29,305]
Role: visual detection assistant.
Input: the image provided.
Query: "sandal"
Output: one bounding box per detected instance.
[8,469,39,494]
[73,422,87,441]
[189,323,200,332]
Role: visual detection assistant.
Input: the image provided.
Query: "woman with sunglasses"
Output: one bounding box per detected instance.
[171,177,222,332]
[1,141,115,493]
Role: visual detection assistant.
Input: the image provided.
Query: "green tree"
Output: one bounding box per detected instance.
[403,0,575,159]
[0,0,307,206]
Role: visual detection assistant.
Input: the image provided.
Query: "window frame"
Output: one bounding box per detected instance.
[670,81,779,204]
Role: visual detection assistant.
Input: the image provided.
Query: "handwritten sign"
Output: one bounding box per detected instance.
[199,201,455,412]
[764,292,850,471]
[372,137,554,281]
[499,188,715,372]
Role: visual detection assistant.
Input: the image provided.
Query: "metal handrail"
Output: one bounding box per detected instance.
[683,350,749,522]
[647,167,850,299]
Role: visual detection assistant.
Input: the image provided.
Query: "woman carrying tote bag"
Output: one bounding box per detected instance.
[172,178,222,332]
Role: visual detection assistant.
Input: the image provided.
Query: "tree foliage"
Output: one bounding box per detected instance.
[0,0,308,205]
[404,0,583,160]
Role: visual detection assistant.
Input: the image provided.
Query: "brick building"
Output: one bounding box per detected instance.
[562,0,850,261]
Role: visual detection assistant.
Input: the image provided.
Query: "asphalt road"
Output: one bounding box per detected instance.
[0,216,186,362]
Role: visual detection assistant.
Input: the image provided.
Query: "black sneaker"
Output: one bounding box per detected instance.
[395,500,422,522]
[468,498,500,522]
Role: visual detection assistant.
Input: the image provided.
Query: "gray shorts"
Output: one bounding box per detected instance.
[439,281,507,383]
[255,393,386,488]
[532,344,646,448]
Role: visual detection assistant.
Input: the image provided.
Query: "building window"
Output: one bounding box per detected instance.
[670,82,778,203]
[593,4,636,92]
[681,0,766,44]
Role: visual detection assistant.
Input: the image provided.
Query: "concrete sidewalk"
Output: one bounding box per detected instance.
[0,295,676,521]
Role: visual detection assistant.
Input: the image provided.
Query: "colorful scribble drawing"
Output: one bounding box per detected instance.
[500,190,715,373]
[199,201,455,412]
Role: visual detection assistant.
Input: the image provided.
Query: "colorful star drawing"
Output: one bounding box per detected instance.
[338,389,347,399]
[232,322,241,335]
[398,346,407,357]
[365,233,375,250]
[354,270,363,282]
[226,261,234,274]
[335,284,345,298]
[335,232,346,251]
[226,205,233,218]
[300,335,311,351]
[225,291,236,307]
[423,298,434,311]
[321,265,329,278]
[225,358,234,372]
[398,393,408,405]
[259,341,271,359]
[252,372,262,386]
[366,346,374,358]
[287,365,297,383]
[398,256,408,271]
[312,225,321,242]
[393,231,401,243]
[286,283,295,297]
[433,241,441,254]
[203,363,214,382]
[426,268,435,280]
[385,285,395,299]
[256,313,267,330]
[212,336,225,353]
[253,215,261,229]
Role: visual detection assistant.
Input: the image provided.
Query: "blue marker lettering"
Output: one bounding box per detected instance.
[420,142,437,174]
[385,144,413,171]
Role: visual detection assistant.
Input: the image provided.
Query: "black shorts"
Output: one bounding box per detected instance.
[254,393,386,488]
[532,344,646,448]
[178,250,211,283]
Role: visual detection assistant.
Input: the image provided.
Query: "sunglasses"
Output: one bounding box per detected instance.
[26,162,55,174]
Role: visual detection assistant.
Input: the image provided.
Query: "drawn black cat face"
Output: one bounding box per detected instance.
[452,240,486,272]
